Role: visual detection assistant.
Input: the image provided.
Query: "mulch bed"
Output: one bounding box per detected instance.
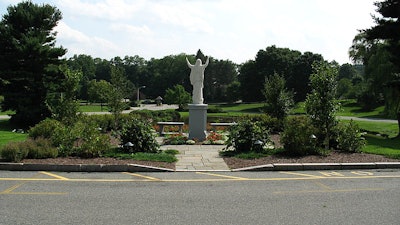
[21,157,175,170]
[224,151,400,169]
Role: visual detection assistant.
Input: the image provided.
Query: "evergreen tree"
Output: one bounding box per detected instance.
[0,1,66,126]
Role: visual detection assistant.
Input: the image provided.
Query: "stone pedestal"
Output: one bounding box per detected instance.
[188,104,208,141]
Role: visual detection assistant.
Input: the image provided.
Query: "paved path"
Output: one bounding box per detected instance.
[160,144,229,171]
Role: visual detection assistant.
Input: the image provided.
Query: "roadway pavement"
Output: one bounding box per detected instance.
[1,170,400,225]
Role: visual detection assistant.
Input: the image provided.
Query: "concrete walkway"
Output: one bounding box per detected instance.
[160,144,230,171]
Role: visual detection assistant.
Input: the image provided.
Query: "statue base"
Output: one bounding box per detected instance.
[188,104,208,141]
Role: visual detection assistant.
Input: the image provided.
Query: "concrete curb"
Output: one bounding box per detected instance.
[0,162,399,172]
[232,162,400,171]
[0,163,174,172]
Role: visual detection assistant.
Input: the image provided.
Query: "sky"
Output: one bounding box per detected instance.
[0,0,378,64]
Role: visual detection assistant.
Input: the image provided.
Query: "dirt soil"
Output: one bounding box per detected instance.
[223,151,400,169]
[21,157,175,170]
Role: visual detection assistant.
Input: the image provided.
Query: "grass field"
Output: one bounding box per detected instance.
[79,104,108,112]
[0,120,28,147]
[336,99,387,118]
[363,135,400,159]
[341,120,398,138]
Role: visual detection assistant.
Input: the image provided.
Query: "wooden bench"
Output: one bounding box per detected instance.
[157,122,185,136]
[210,122,237,131]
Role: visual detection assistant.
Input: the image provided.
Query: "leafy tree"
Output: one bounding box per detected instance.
[122,55,148,88]
[338,63,358,80]
[204,58,238,102]
[164,84,191,110]
[87,79,113,110]
[226,81,241,103]
[66,54,96,100]
[46,66,82,125]
[94,58,112,81]
[107,66,131,128]
[262,73,294,119]
[0,1,66,126]
[239,45,323,102]
[146,54,191,99]
[289,51,324,102]
[336,78,353,99]
[238,60,258,102]
[365,0,400,68]
[364,0,400,131]
[305,62,339,150]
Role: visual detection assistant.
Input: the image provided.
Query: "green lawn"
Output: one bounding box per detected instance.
[79,104,108,112]
[336,99,387,118]
[292,99,388,118]
[363,136,400,159]
[0,110,14,116]
[341,120,399,138]
[209,103,265,113]
[0,120,28,147]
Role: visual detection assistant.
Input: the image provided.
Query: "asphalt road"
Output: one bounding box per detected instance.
[1,169,399,225]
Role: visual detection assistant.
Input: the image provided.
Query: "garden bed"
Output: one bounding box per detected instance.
[20,157,175,170]
[223,151,400,169]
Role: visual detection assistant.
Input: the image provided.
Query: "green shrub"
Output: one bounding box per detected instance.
[335,120,366,153]
[280,116,319,156]
[0,141,29,162]
[225,119,270,154]
[244,114,283,133]
[29,118,62,139]
[51,123,78,156]
[81,114,115,132]
[26,138,58,159]
[75,122,111,158]
[120,118,159,153]
[163,149,180,155]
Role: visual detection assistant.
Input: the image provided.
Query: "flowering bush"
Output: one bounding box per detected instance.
[204,132,227,145]
[163,134,188,145]
[186,140,196,145]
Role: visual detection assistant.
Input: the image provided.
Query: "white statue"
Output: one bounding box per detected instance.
[186,57,209,104]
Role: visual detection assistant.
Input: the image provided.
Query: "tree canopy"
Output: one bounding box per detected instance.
[239,45,324,102]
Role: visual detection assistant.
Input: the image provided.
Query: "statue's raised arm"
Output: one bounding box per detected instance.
[186,57,194,68]
[204,57,209,67]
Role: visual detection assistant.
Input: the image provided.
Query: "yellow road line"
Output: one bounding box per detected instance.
[274,188,385,195]
[1,182,28,194]
[1,192,68,195]
[0,173,68,196]
[311,180,333,190]
[280,171,325,178]
[40,171,70,180]
[196,172,248,180]
[122,172,161,181]
[0,175,399,183]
